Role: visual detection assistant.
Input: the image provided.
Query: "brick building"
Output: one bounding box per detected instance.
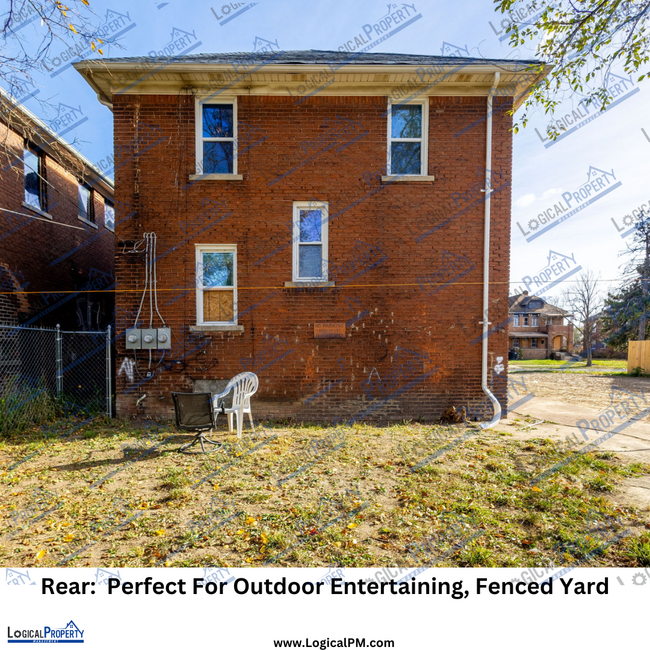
[74,50,548,423]
[0,88,115,330]
[508,291,574,359]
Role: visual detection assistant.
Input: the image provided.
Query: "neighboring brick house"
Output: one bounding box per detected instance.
[74,50,548,422]
[508,291,574,359]
[0,88,115,330]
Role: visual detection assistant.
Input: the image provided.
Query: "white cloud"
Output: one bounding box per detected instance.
[514,193,536,208]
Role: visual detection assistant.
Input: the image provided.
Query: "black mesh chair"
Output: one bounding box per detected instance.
[171,392,222,454]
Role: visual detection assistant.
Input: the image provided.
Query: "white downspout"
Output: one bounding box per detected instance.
[479,71,502,430]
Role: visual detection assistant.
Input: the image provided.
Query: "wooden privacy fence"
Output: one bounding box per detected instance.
[627,340,650,373]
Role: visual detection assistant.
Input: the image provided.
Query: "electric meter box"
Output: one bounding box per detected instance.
[157,328,171,349]
[141,329,157,350]
[125,329,141,350]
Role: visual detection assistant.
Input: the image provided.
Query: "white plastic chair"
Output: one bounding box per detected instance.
[212,372,259,439]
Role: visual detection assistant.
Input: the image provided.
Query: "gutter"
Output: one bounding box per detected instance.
[478,71,502,430]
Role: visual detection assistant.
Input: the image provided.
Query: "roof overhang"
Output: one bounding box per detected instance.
[72,59,551,112]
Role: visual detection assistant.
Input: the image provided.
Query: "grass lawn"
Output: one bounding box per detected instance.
[1,417,649,569]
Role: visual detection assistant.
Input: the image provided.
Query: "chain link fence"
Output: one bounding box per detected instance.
[0,324,112,434]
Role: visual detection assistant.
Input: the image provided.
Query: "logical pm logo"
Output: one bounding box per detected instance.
[41,9,137,78]
[7,621,84,644]
[518,250,582,298]
[6,569,35,587]
[516,166,622,243]
[253,36,280,53]
[47,103,88,139]
[535,73,641,148]
[211,2,259,26]
[488,1,545,42]
[611,200,649,240]
[440,42,469,57]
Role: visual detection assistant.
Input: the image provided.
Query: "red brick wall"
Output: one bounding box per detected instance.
[113,93,513,422]
[0,122,115,330]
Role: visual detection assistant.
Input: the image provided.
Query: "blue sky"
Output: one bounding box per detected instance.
[4,0,648,301]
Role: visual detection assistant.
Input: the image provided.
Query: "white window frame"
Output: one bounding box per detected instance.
[195,97,237,175]
[386,98,428,176]
[195,244,237,326]
[104,199,115,232]
[292,201,329,282]
[523,314,529,327]
[531,314,539,327]
[513,314,520,326]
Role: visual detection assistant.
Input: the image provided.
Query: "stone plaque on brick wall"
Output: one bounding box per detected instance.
[314,323,345,339]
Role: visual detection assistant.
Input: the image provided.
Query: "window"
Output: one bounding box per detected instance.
[523,315,529,326]
[513,314,520,326]
[387,99,428,175]
[24,146,45,211]
[78,183,95,223]
[292,201,328,282]
[513,338,520,348]
[531,338,538,348]
[104,200,115,231]
[531,314,538,327]
[196,98,236,174]
[196,245,237,325]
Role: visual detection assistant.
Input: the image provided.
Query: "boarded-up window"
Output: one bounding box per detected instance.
[203,290,234,322]
[196,246,236,324]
